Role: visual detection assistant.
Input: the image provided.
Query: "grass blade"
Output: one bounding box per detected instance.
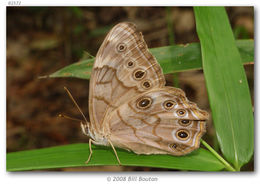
[47,40,254,80]
[7,144,225,171]
[194,7,254,170]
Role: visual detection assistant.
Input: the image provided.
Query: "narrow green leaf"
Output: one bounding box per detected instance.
[7,143,225,171]
[47,40,254,80]
[194,7,254,170]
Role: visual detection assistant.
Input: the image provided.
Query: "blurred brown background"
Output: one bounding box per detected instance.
[6,7,254,171]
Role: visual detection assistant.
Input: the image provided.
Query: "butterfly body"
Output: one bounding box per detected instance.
[86,22,208,161]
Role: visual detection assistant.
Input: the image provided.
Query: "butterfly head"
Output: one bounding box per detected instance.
[80,121,91,136]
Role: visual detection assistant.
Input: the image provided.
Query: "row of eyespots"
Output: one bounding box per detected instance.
[163,100,189,116]
[136,97,192,128]
[163,100,191,126]
[136,97,186,114]
[135,98,191,143]
[136,97,189,115]
[117,41,153,90]
[163,99,190,144]
[136,98,178,110]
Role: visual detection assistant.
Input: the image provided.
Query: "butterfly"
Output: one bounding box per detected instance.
[75,22,209,165]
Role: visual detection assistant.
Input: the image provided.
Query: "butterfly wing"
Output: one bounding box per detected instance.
[89,22,165,135]
[107,87,209,155]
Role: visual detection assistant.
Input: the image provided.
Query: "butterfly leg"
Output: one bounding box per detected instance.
[85,138,93,164]
[108,139,122,165]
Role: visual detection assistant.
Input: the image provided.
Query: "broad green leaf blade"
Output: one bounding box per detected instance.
[48,40,253,80]
[194,7,254,170]
[7,143,225,171]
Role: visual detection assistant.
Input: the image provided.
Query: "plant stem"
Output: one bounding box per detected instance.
[166,7,180,88]
[166,7,175,45]
[201,139,236,171]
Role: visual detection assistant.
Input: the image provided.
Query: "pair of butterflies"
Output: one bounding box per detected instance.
[73,22,208,164]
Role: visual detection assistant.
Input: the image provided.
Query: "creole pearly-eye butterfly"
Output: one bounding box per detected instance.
[72,22,209,164]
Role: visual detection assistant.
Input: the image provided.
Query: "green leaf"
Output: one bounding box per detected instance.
[7,143,225,171]
[194,7,254,170]
[47,40,254,80]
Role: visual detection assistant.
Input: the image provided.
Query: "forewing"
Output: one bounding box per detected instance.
[89,22,165,133]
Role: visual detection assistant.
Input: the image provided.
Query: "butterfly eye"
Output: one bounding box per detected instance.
[177,109,186,116]
[117,43,127,52]
[178,119,191,126]
[136,97,152,109]
[141,80,152,89]
[163,100,176,110]
[176,130,189,140]
[133,69,146,80]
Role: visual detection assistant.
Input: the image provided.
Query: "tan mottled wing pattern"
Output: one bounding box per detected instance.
[89,22,165,136]
[107,87,209,155]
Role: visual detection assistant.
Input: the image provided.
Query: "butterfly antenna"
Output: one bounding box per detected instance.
[63,86,89,125]
[58,113,83,123]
